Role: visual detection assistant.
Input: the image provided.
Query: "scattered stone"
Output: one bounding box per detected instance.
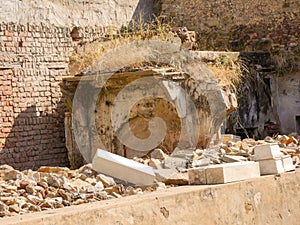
[96,174,116,187]
[221,155,248,163]
[150,149,167,160]
[163,156,187,169]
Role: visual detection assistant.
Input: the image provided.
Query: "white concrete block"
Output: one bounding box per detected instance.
[281,155,295,172]
[92,149,155,185]
[253,143,283,160]
[205,161,260,184]
[257,158,285,175]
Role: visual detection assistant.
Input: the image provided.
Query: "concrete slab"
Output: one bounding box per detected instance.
[281,155,295,172]
[257,158,285,175]
[92,149,155,185]
[253,143,283,160]
[205,161,260,184]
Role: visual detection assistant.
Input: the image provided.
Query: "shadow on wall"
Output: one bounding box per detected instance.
[131,0,156,23]
[0,103,69,171]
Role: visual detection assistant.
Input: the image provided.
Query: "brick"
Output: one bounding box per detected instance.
[92,149,155,185]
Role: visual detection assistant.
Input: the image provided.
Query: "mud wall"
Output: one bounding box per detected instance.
[160,0,300,51]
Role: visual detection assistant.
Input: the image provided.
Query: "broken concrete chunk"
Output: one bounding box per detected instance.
[205,161,260,184]
[148,158,163,169]
[154,169,188,185]
[163,156,187,169]
[92,149,155,185]
[150,149,167,160]
[188,168,206,185]
[192,158,210,167]
[170,147,194,158]
[221,155,248,163]
[96,174,116,187]
[253,143,283,160]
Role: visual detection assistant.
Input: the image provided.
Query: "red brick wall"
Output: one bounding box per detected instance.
[0,23,105,170]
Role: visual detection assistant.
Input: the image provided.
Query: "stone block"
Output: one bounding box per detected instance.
[253,143,283,160]
[281,155,295,172]
[205,162,260,184]
[257,158,285,175]
[154,168,188,185]
[92,149,155,185]
[188,167,207,184]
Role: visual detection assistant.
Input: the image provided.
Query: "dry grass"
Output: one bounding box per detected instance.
[205,56,247,91]
[69,16,175,76]
[271,49,300,74]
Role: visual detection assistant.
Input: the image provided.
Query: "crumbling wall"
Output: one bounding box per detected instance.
[0,0,153,169]
[159,0,300,51]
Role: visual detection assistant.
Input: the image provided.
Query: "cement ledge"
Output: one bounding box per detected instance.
[1,169,300,225]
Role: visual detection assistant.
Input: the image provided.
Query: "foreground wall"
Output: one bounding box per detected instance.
[0,0,153,169]
[1,169,299,225]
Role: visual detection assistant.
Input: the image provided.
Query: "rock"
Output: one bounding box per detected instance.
[57,189,72,201]
[96,174,116,187]
[278,135,289,144]
[0,197,16,205]
[73,199,85,205]
[150,149,167,160]
[154,168,189,185]
[19,180,30,189]
[221,155,248,163]
[38,166,69,175]
[25,185,36,195]
[37,181,48,189]
[78,164,97,178]
[8,204,20,213]
[192,158,210,167]
[163,156,187,169]
[285,136,298,145]
[148,158,163,169]
[170,147,194,158]
[0,201,9,212]
[26,195,44,205]
[111,192,122,198]
[264,136,276,143]
[4,170,23,181]
[47,174,64,188]
[94,181,104,191]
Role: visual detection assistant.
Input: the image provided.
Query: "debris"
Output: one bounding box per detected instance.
[205,161,260,184]
[150,149,168,160]
[154,169,189,185]
[92,149,155,185]
[221,155,248,163]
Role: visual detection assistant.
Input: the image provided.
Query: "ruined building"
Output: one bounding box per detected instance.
[0,0,299,170]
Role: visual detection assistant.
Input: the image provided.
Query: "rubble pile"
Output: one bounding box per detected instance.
[0,134,299,218]
[133,134,300,185]
[0,164,164,218]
